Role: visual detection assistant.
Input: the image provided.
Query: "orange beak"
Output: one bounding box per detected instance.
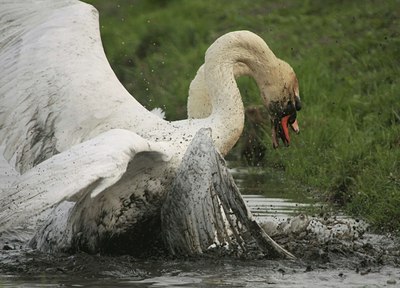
[281,115,291,145]
[272,114,300,148]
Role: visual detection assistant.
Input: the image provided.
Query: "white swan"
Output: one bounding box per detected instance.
[0,0,301,256]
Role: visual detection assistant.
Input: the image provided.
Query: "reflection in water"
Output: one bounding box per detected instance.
[244,194,310,223]
[230,162,313,224]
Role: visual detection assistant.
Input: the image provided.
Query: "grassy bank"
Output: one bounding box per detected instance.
[83,0,400,233]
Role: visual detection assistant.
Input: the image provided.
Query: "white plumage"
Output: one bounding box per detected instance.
[0,0,300,254]
[0,129,170,243]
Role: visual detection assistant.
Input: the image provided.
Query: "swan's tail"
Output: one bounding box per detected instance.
[162,128,295,259]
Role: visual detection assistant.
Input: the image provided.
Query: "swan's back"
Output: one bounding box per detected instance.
[0,0,159,173]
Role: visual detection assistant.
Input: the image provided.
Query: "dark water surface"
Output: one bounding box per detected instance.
[1,163,399,287]
[1,253,399,287]
[1,261,399,287]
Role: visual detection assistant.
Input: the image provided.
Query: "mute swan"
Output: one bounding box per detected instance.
[0,0,300,257]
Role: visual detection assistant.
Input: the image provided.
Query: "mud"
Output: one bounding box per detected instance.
[0,227,399,287]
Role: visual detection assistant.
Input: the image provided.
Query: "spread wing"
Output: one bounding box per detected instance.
[0,129,171,243]
[0,0,157,173]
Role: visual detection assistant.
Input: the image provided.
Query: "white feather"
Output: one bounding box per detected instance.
[0,0,166,173]
[0,129,171,243]
[150,108,166,119]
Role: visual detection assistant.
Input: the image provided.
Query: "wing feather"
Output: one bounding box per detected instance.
[0,0,159,173]
[0,128,171,244]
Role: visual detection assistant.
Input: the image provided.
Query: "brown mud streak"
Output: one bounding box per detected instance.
[0,232,399,278]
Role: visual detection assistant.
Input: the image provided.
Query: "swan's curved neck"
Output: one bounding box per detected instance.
[204,31,279,155]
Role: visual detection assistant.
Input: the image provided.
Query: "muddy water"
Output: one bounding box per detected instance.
[0,163,399,287]
[1,259,399,287]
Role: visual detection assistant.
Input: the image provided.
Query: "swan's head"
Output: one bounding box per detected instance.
[260,59,302,148]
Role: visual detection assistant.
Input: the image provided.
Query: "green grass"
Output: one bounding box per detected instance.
[82,0,400,233]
